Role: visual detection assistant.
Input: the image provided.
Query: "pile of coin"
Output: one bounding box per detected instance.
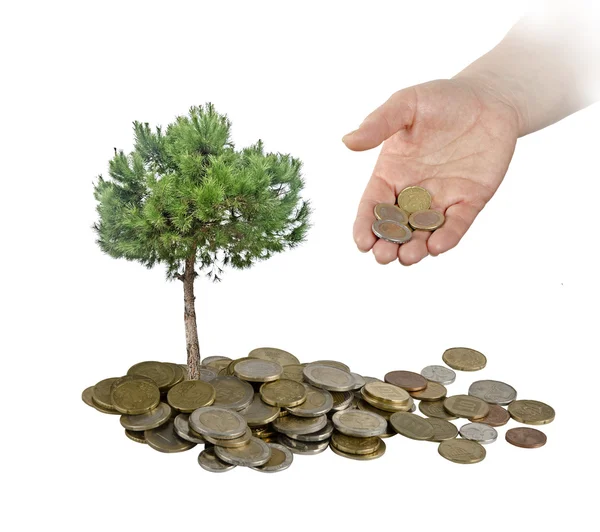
[83,346,555,470]
[372,186,445,244]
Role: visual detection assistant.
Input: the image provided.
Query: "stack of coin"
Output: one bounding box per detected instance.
[372,186,445,244]
[330,410,388,460]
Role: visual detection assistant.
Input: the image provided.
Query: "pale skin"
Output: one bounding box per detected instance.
[344,4,599,265]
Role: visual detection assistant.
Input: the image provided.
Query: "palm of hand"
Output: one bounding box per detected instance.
[352,79,520,265]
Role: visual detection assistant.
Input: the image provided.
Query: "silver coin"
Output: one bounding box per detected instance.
[330,390,355,411]
[285,419,334,442]
[272,414,328,436]
[119,402,172,431]
[307,360,351,372]
[197,447,236,472]
[173,413,206,444]
[211,376,254,411]
[332,410,387,437]
[303,364,356,392]
[459,422,498,444]
[202,356,232,364]
[286,385,333,418]
[250,443,293,473]
[350,373,366,390]
[144,419,197,453]
[214,437,271,467]
[420,365,456,385]
[197,365,218,382]
[238,393,280,427]
[189,407,248,439]
[234,358,283,383]
[204,427,252,448]
[468,380,517,405]
[277,434,330,455]
[372,219,412,243]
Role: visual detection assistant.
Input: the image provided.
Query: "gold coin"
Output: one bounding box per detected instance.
[363,382,410,405]
[419,400,458,420]
[281,364,307,382]
[260,379,307,408]
[248,347,300,367]
[144,419,197,453]
[308,360,351,372]
[444,395,489,419]
[408,209,445,231]
[111,379,161,415]
[204,427,252,448]
[397,186,432,214]
[357,398,392,420]
[410,382,447,402]
[372,220,412,244]
[427,418,458,441]
[124,429,146,444]
[438,439,486,464]
[442,348,487,371]
[330,439,386,461]
[166,380,216,413]
[239,394,280,427]
[331,432,381,455]
[389,412,435,440]
[92,377,120,410]
[127,361,176,391]
[508,400,555,425]
[206,358,232,373]
[360,390,414,413]
[81,386,97,409]
[164,362,185,387]
[110,374,155,394]
[374,203,409,224]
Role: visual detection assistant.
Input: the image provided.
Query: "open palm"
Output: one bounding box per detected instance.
[344,79,520,265]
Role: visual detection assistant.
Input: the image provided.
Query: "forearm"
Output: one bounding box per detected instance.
[454,3,600,137]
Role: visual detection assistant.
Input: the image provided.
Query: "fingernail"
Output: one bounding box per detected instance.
[342,129,357,142]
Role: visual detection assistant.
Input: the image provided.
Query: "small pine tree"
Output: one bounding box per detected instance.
[93,104,310,379]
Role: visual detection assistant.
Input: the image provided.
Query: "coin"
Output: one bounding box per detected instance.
[144,419,197,453]
[120,402,172,431]
[444,395,490,419]
[331,432,381,455]
[260,379,307,408]
[214,437,271,467]
[234,359,283,383]
[308,360,351,372]
[202,356,232,365]
[225,358,247,376]
[166,380,216,413]
[286,385,333,417]
[374,203,409,224]
[127,361,176,391]
[357,398,392,420]
[389,412,435,440]
[173,413,206,444]
[248,347,300,367]
[197,365,218,382]
[459,422,498,444]
[330,390,355,411]
[332,410,387,437]
[206,359,232,373]
[397,186,432,214]
[111,379,161,415]
[469,404,510,426]
[468,380,517,405]
[211,376,254,411]
[350,373,366,390]
[277,435,330,455]
[372,220,412,244]
[384,370,428,392]
[331,439,386,461]
[419,400,458,420]
[164,362,185,387]
[288,419,334,442]
[420,365,456,385]
[250,443,293,473]
[507,400,555,425]
[82,386,98,409]
[408,209,445,231]
[198,448,236,472]
[438,439,486,464]
[110,374,155,393]
[239,393,280,426]
[303,365,355,392]
[505,427,547,449]
[273,414,328,436]
[92,377,120,410]
[410,382,447,402]
[427,418,459,441]
[178,364,190,379]
[205,427,252,448]
[442,348,487,371]
[360,390,414,413]
[125,429,146,444]
[363,381,410,405]
[189,407,248,439]
[281,364,307,383]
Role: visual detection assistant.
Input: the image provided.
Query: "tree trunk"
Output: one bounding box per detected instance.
[183,254,201,379]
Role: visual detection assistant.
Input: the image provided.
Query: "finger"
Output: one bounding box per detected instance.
[342,88,416,151]
[398,230,430,266]
[427,203,480,256]
[372,239,400,265]
[353,175,395,253]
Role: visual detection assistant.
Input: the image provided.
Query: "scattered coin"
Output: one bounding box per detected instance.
[278,434,330,455]
[332,410,387,438]
[420,365,456,385]
[459,422,498,444]
[410,382,447,402]
[331,439,386,461]
[288,419,334,442]
[444,395,490,419]
[389,412,435,440]
[331,432,381,455]
[397,186,432,214]
[374,203,409,224]
[286,385,333,417]
[372,219,413,244]
[145,419,197,453]
[408,210,445,231]
[120,402,172,431]
[127,361,176,391]
[303,364,355,392]
[173,413,206,444]
[248,347,300,367]
[438,439,486,464]
[427,418,459,441]
[442,348,487,371]
[210,376,254,411]
[469,404,510,427]
[239,393,280,426]
[198,448,236,472]
[234,359,283,383]
[125,429,146,444]
[189,407,248,440]
[508,400,555,425]
[505,427,547,449]
[419,400,458,420]
[468,380,517,405]
[273,414,328,436]
[260,379,307,408]
[204,427,252,448]
[384,370,428,392]
[214,437,271,467]
[250,443,293,473]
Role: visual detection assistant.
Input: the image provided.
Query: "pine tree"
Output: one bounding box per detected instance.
[93,104,311,379]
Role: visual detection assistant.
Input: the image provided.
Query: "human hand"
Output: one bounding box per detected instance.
[343,78,521,265]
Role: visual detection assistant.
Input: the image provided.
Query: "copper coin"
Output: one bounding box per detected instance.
[470,404,510,427]
[384,371,428,392]
[505,427,547,449]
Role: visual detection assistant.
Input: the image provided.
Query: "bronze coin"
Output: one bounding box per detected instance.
[505,427,547,449]
[384,371,428,392]
[470,404,510,427]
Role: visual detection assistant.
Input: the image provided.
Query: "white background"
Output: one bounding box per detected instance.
[2,1,598,530]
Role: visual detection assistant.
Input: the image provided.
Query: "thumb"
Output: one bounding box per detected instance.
[342,88,416,151]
